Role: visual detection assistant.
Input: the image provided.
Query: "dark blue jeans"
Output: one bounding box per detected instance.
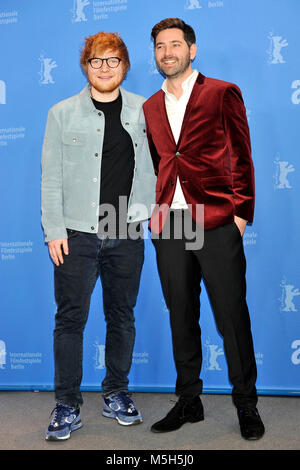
[53,229,144,407]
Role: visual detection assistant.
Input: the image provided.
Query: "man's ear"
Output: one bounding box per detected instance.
[190,43,197,61]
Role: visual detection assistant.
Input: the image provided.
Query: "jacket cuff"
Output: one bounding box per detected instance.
[44,227,68,243]
[234,201,254,224]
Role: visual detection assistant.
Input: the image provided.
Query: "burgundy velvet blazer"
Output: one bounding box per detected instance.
[143,72,255,233]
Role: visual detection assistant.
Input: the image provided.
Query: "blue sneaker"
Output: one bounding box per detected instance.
[102,391,143,425]
[45,403,82,441]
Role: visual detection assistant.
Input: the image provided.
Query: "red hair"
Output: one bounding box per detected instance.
[80,32,130,74]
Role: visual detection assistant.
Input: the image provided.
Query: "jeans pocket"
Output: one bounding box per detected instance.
[66,228,79,239]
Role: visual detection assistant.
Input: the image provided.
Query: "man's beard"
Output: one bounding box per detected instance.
[89,72,125,95]
[156,54,191,79]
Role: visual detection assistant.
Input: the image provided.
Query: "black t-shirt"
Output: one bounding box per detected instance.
[92,93,135,237]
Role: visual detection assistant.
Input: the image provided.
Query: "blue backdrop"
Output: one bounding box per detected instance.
[1,0,299,395]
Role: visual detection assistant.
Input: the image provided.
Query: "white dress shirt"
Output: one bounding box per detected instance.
[162,69,198,209]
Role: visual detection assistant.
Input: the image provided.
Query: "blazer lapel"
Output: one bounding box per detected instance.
[157,90,177,147]
[176,72,205,149]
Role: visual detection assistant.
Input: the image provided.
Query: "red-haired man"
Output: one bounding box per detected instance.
[42,32,155,440]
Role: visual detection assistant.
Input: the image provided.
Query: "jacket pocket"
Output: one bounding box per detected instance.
[62,131,87,162]
[129,123,147,150]
[62,131,87,146]
[200,175,232,188]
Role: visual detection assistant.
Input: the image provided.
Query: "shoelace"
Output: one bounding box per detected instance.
[49,404,74,425]
[111,392,135,413]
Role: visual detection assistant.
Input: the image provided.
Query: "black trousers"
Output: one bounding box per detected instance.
[152,211,258,409]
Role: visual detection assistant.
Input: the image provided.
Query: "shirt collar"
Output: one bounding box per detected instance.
[162,69,198,97]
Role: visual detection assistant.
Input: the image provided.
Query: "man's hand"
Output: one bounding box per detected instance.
[234,215,247,237]
[48,238,69,266]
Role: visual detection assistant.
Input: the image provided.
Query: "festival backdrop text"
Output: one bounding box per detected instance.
[0,0,299,395]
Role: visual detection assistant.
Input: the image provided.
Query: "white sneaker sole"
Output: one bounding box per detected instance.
[45,421,83,441]
[102,410,142,426]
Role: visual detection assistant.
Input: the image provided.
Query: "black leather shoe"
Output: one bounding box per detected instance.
[151,396,204,433]
[237,407,265,440]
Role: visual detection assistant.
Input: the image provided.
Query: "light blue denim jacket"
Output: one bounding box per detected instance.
[41,85,156,242]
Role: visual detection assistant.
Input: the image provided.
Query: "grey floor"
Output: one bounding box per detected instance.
[1,391,299,450]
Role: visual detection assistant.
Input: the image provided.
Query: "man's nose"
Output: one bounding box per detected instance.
[101,60,110,71]
[163,46,175,58]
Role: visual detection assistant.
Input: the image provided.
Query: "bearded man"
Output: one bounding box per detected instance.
[41,32,155,441]
[143,18,265,440]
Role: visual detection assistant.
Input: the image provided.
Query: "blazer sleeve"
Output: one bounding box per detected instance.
[222,85,255,223]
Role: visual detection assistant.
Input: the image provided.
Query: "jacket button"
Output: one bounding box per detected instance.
[95,153,99,157]
[98,112,102,116]
[91,226,95,230]
[175,152,181,157]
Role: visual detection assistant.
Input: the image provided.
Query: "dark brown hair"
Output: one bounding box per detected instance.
[151,18,196,47]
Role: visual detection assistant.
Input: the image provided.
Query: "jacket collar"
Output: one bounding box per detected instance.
[78,83,134,116]
[157,72,206,148]
[177,72,205,147]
